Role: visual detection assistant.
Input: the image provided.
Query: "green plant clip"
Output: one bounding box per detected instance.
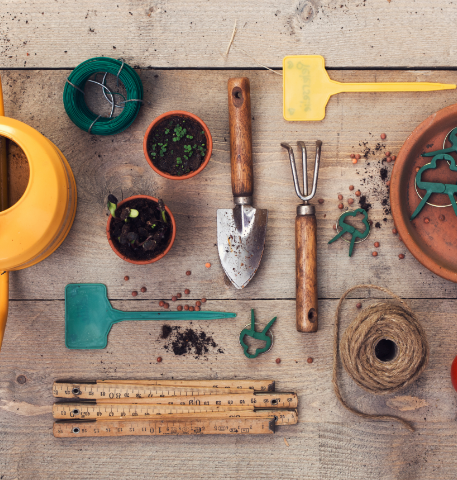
[409,131,457,220]
[239,309,277,359]
[328,208,370,257]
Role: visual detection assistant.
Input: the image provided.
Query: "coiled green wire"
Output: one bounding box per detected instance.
[63,57,143,136]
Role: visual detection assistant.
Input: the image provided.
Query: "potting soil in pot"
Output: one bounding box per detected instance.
[147,115,207,176]
[110,198,172,261]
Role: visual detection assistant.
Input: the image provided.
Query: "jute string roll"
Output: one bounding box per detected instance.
[333,285,429,432]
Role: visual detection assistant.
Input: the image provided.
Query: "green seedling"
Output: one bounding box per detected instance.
[158,198,167,223]
[176,157,182,165]
[107,195,139,221]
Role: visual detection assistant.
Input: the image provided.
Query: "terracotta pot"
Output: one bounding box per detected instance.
[106,195,176,265]
[143,110,212,180]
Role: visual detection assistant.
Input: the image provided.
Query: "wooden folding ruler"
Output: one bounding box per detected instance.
[53,382,297,408]
[54,416,277,438]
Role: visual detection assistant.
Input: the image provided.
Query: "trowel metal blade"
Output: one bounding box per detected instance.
[217,205,268,289]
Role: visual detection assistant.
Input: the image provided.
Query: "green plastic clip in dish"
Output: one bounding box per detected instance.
[239,309,277,359]
[328,208,370,257]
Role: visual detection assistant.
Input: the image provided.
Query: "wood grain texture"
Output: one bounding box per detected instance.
[1,298,457,479]
[3,69,457,300]
[296,214,318,332]
[3,0,457,69]
[228,77,253,198]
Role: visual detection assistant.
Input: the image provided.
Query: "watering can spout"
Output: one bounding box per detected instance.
[0,272,9,351]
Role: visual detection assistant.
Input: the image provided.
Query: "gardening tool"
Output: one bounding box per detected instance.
[328,208,370,257]
[0,76,77,352]
[65,283,237,349]
[239,309,277,359]
[283,55,456,121]
[281,141,321,333]
[217,77,268,289]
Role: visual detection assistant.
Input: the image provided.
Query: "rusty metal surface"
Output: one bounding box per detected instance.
[391,103,457,282]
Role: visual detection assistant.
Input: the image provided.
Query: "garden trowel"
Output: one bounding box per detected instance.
[217,78,268,289]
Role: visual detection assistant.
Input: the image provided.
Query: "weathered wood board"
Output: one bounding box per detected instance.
[1,298,456,479]
[2,69,457,300]
[2,0,457,69]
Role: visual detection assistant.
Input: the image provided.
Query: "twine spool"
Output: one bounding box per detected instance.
[333,285,429,432]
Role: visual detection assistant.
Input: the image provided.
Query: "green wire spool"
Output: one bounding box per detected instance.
[63,57,143,136]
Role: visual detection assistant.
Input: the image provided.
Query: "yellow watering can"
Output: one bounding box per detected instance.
[0,75,77,351]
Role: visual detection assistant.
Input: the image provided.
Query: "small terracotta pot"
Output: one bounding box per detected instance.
[106,195,176,265]
[143,110,213,180]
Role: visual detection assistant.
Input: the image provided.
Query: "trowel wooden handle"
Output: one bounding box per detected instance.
[295,215,318,333]
[228,77,253,198]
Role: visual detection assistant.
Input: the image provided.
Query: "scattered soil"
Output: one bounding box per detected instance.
[147,115,207,176]
[109,197,172,261]
[161,324,224,358]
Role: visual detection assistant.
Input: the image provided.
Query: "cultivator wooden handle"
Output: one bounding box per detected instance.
[228,77,253,199]
[295,213,318,333]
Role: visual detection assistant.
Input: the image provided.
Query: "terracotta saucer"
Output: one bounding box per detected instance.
[391,103,457,283]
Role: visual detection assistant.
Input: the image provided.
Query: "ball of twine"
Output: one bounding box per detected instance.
[333,285,429,432]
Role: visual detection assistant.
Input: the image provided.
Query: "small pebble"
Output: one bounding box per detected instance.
[276,358,281,364]
[392,228,398,234]
[424,217,430,224]
[385,151,391,157]
[159,301,164,307]
[372,251,378,257]
[399,254,405,259]
[205,263,211,268]
[177,293,182,298]
[318,198,325,204]
[124,276,129,281]
[439,214,445,221]
[349,185,354,191]
[356,302,362,309]
[184,289,190,294]
[348,198,354,205]
[307,357,313,364]
[131,291,138,297]
[338,203,344,209]
[157,357,162,363]
[391,155,396,161]
[381,133,386,139]
[184,305,189,311]
[338,194,343,200]
[196,301,201,307]
[355,190,361,197]
[352,158,358,164]
[163,303,169,309]
[171,296,177,302]
[177,305,183,311]
[186,270,191,276]
[201,298,207,303]
[415,167,420,173]
[386,157,392,163]
[195,306,201,312]
[333,224,337,230]
[355,154,361,160]
[374,242,380,248]
[189,306,195,312]
[140,287,147,293]
[350,153,355,158]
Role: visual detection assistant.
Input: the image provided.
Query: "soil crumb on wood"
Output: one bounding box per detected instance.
[161,324,224,358]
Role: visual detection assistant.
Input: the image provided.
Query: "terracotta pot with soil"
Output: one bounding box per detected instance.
[106,194,176,265]
[143,110,212,180]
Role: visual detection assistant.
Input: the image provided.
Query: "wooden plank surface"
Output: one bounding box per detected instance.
[3,0,457,69]
[2,69,457,300]
[1,298,456,479]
